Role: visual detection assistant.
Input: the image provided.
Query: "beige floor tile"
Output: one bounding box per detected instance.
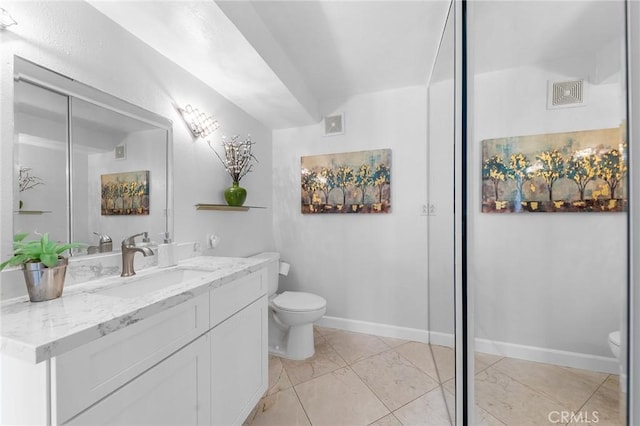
[267,355,292,396]
[249,388,311,426]
[314,325,339,336]
[323,330,391,365]
[379,336,410,348]
[393,386,454,426]
[352,349,440,411]
[475,367,570,426]
[369,413,403,426]
[442,378,455,395]
[475,352,503,373]
[430,345,455,383]
[394,341,439,382]
[568,375,623,426]
[441,387,505,426]
[281,338,347,386]
[295,367,389,426]
[492,357,608,411]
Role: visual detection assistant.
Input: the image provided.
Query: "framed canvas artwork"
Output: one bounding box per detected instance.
[101,170,150,216]
[482,127,626,213]
[301,149,391,214]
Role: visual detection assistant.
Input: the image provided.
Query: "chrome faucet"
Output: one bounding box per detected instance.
[121,232,154,277]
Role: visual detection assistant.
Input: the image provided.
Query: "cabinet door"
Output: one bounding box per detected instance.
[211,296,268,426]
[65,334,211,426]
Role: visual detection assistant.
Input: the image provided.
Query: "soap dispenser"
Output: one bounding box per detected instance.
[157,232,177,268]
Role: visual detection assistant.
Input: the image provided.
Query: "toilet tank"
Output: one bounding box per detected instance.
[251,252,280,296]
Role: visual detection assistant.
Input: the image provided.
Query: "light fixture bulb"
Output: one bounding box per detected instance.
[178,104,219,138]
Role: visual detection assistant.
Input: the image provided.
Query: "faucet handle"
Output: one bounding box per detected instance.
[122,232,148,246]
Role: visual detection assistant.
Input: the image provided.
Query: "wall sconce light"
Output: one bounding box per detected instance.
[0,8,17,30]
[178,104,219,138]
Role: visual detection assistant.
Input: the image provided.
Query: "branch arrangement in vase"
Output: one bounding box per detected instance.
[209,135,258,184]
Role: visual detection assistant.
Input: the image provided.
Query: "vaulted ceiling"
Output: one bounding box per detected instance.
[87,0,451,129]
[88,1,623,130]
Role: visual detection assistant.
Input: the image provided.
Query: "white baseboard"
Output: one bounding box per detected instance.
[429,331,455,348]
[317,316,619,374]
[475,338,619,375]
[317,316,430,344]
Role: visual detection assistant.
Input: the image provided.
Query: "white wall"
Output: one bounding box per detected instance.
[470,65,626,358]
[0,1,274,289]
[272,86,429,330]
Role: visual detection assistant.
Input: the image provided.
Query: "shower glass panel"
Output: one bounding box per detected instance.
[427,2,456,423]
[466,1,628,424]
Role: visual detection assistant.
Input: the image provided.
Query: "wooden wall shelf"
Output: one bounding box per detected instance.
[14,210,52,215]
[195,204,266,212]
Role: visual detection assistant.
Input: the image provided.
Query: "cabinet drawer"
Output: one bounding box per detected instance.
[53,293,209,424]
[210,269,266,327]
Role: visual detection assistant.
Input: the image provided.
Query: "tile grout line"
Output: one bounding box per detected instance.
[560,374,613,426]
[427,344,454,426]
[291,381,314,426]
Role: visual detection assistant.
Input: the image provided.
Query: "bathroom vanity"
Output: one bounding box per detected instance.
[0,256,272,425]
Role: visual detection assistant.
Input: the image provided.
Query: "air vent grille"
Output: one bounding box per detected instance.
[323,113,344,136]
[549,80,585,108]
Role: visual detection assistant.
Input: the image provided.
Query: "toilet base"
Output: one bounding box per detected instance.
[268,323,316,360]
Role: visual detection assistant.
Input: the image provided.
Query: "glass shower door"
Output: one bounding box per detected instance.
[464,1,628,424]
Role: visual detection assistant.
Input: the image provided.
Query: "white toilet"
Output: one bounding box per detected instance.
[253,253,327,360]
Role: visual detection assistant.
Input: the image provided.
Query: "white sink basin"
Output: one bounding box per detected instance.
[95,268,210,298]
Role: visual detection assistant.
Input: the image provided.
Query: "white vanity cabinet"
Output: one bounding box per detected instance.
[65,333,211,426]
[209,271,268,426]
[0,265,269,426]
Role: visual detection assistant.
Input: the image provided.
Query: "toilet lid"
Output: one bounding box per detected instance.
[272,291,326,312]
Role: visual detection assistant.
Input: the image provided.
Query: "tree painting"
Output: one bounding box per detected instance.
[481,127,626,213]
[535,149,565,201]
[372,163,391,204]
[508,153,534,204]
[566,152,599,201]
[483,155,508,201]
[598,149,627,200]
[354,164,373,204]
[317,167,336,204]
[301,149,391,214]
[301,168,318,204]
[334,166,355,205]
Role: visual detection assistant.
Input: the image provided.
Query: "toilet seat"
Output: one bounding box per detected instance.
[272,291,326,312]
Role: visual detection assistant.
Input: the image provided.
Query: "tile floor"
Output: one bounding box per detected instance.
[245,327,622,426]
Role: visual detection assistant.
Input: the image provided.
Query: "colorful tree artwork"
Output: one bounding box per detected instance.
[301,149,391,214]
[482,127,626,213]
[101,170,150,215]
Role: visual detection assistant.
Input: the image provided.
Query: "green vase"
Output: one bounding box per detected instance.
[224,182,247,207]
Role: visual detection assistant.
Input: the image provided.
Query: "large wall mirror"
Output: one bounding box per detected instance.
[12,57,173,258]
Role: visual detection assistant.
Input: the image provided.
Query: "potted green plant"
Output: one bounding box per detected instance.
[0,233,79,302]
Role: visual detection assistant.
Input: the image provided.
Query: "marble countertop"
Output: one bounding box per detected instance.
[0,256,271,364]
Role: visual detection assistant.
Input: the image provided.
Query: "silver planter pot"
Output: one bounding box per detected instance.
[22,258,68,302]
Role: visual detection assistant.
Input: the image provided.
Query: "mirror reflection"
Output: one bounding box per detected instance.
[13,58,171,257]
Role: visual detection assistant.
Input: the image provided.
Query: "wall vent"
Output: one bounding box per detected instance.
[548,79,586,109]
[323,113,344,136]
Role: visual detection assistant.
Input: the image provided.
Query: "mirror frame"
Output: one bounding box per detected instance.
[12,56,174,257]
